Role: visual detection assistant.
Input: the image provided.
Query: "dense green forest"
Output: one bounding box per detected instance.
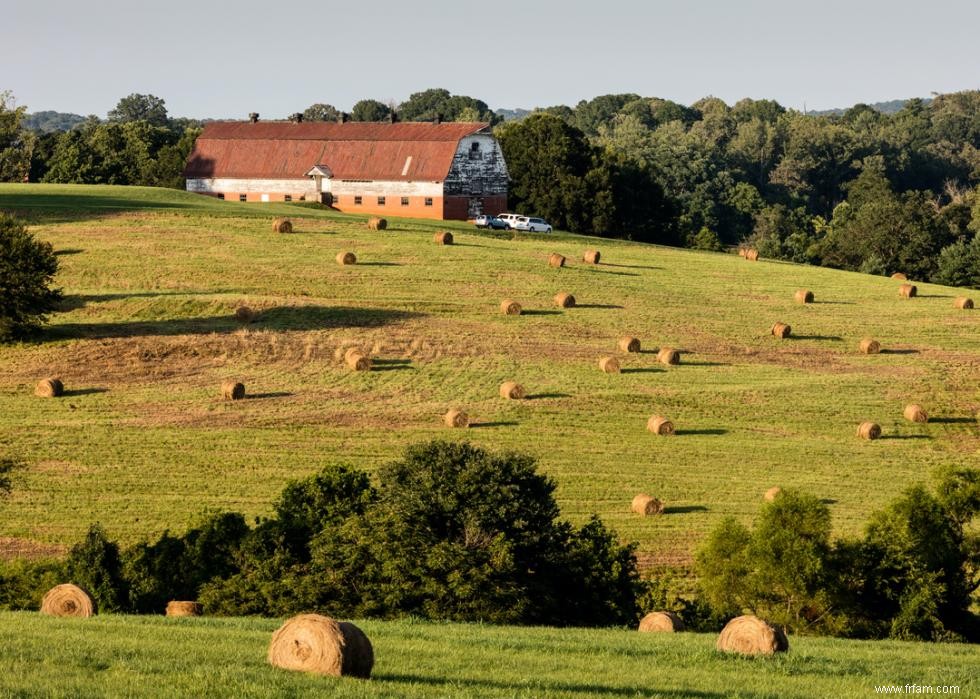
[3,88,980,287]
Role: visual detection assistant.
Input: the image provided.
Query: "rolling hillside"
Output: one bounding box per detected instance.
[0,183,977,576]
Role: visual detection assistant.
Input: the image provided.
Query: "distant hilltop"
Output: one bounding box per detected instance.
[808,97,933,116]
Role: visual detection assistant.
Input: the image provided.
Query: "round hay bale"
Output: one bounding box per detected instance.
[631,494,663,516]
[618,336,641,353]
[890,272,908,280]
[34,378,64,398]
[444,409,469,428]
[857,421,881,440]
[234,306,257,323]
[548,253,566,268]
[221,380,245,401]
[598,356,621,374]
[903,404,928,423]
[794,289,814,304]
[336,252,357,266]
[499,381,526,400]
[638,611,684,632]
[40,584,95,618]
[737,247,747,258]
[898,283,917,299]
[500,299,522,316]
[657,347,680,365]
[554,292,576,308]
[764,486,783,502]
[433,231,453,245]
[647,415,674,436]
[345,351,371,371]
[716,615,788,656]
[268,614,374,678]
[744,249,759,261]
[771,322,791,339]
[583,249,601,264]
[859,338,881,354]
[367,217,387,231]
[272,217,293,234]
[954,297,974,309]
[166,601,203,617]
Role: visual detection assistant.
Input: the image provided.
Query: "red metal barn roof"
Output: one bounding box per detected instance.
[183,121,489,181]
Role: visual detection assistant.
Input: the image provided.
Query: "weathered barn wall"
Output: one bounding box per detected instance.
[443,135,508,198]
[187,177,317,201]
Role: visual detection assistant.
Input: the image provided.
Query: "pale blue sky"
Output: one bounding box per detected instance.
[6,0,979,118]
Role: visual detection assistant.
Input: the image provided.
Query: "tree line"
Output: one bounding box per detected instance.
[3,88,980,287]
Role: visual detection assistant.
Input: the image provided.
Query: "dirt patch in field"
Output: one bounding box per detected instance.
[33,460,89,476]
[0,537,66,561]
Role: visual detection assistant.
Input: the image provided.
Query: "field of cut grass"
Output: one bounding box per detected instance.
[1,612,977,698]
[0,183,977,573]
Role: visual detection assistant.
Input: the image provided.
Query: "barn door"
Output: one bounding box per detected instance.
[467,197,483,218]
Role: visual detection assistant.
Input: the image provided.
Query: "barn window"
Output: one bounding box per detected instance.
[378,196,386,205]
[239,194,247,202]
[469,141,482,160]
[354,195,362,205]
[284,195,292,202]
[424,198,433,206]
[401,197,409,206]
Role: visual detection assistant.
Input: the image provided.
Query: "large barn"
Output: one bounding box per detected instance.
[182,118,508,220]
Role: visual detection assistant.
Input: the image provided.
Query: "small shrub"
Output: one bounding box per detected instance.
[0,214,61,341]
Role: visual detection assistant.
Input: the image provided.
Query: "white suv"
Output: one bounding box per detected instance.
[495,213,520,229]
[513,216,553,233]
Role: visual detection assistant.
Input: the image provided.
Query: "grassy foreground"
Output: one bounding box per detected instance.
[0,183,978,573]
[0,612,977,698]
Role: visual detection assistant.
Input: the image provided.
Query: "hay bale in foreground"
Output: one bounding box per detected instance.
[433,231,453,245]
[234,306,257,323]
[764,486,782,502]
[657,347,680,365]
[771,322,791,339]
[367,217,387,231]
[444,409,469,428]
[737,248,747,258]
[554,292,576,308]
[272,217,293,234]
[631,494,663,516]
[899,283,917,298]
[221,380,245,401]
[40,584,95,618]
[744,248,759,261]
[717,615,788,656]
[638,611,684,632]
[903,404,928,423]
[794,289,814,304]
[268,614,373,678]
[857,421,881,440]
[598,356,621,374]
[500,299,522,316]
[618,336,641,353]
[345,351,371,371]
[336,252,357,266]
[583,249,601,264]
[166,601,203,617]
[548,253,566,268]
[890,272,908,280]
[34,378,64,398]
[859,338,881,354]
[647,415,674,435]
[499,381,526,400]
[954,297,974,309]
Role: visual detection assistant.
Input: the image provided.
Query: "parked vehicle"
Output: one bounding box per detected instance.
[474,214,509,230]
[495,213,521,227]
[513,216,553,233]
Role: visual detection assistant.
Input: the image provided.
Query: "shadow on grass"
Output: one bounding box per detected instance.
[521,310,562,316]
[880,434,932,440]
[62,388,108,397]
[880,348,919,355]
[821,498,838,505]
[54,248,84,256]
[58,290,236,311]
[526,392,572,400]
[376,673,726,698]
[917,294,953,299]
[663,505,709,514]
[675,428,728,436]
[600,262,661,271]
[584,268,641,278]
[246,392,293,400]
[371,359,414,372]
[788,335,843,341]
[621,367,663,374]
[576,303,625,310]
[470,421,519,428]
[357,262,402,267]
[814,300,856,305]
[682,360,730,367]
[44,305,422,341]
[930,417,976,424]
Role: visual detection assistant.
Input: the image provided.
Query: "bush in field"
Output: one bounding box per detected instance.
[0,214,61,342]
[0,558,67,610]
[65,524,127,613]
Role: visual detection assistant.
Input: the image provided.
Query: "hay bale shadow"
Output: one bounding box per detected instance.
[371,359,414,372]
[682,360,730,367]
[521,310,562,316]
[601,262,661,271]
[585,268,640,278]
[526,392,572,400]
[621,367,663,374]
[930,417,976,424]
[880,348,919,355]
[662,505,709,514]
[576,303,624,309]
[879,434,932,440]
[788,335,843,341]
[917,294,953,298]
[54,248,84,256]
[814,300,856,305]
[469,421,519,428]
[62,388,108,397]
[246,392,293,400]
[674,428,728,436]
[357,262,402,267]
[820,498,838,505]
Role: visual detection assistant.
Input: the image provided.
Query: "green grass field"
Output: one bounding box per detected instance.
[0,183,978,576]
[1,612,977,698]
